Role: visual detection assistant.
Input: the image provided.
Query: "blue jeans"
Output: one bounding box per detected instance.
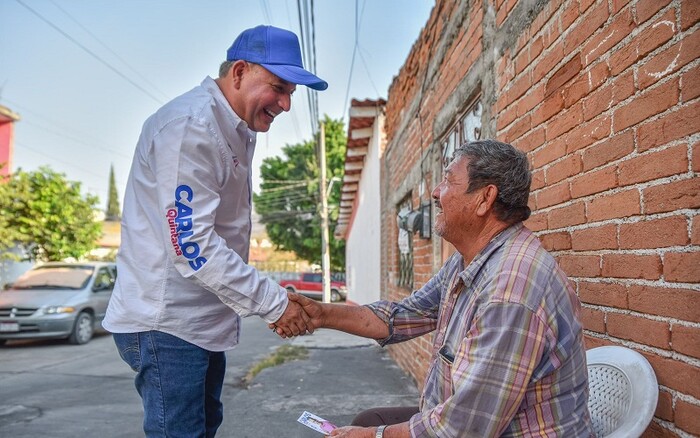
[113,331,226,437]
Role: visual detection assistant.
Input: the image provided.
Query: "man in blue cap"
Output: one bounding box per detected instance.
[104,25,327,437]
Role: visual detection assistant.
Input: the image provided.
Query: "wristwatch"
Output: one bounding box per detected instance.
[375,425,387,438]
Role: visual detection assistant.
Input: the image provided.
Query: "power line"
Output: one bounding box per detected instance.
[48,0,170,101]
[15,0,165,105]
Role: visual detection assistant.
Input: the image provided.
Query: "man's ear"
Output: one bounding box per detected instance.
[476,185,498,216]
[230,60,248,88]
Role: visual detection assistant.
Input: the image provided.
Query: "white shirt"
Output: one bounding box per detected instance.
[103,76,288,351]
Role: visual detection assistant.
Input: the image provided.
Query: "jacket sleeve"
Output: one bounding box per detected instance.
[146,114,288,323]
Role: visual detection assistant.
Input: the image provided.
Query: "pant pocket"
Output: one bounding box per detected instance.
[113,332,141,372]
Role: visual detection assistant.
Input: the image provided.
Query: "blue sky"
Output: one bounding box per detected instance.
[0,0,433,209]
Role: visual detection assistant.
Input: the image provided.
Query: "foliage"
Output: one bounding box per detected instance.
[243,344,308,385]
[0,166,102,262]
[106,163,121,220]
[253,116,346,270]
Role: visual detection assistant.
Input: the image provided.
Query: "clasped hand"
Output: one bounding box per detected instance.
[270,292,323,338]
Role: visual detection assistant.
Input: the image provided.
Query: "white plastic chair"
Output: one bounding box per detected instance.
[586,346,659,438]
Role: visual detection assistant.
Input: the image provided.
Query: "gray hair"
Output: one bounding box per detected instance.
[453,139,532,224]
[219,60,235,78]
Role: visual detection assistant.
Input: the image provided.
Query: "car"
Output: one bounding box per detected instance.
[279,272,347,302]
[0,262,117,346]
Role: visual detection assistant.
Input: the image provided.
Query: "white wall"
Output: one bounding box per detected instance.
[345,114,384,305]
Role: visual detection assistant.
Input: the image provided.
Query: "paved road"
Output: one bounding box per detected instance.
[0,317,419,437]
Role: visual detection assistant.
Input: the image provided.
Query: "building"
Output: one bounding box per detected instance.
[0,104,20,177]
[342,0,698,436]
[335,99,386,305]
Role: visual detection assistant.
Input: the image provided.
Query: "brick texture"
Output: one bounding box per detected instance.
[380,1,700,436]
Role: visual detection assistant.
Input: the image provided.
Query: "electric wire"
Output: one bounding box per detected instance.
[15,0,165,105]
[48,0,170,101]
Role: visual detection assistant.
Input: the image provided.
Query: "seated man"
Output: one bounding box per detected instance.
[275,139,593,437]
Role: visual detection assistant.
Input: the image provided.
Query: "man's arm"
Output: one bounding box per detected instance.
[328,422,411,438]
[271,292,389,339]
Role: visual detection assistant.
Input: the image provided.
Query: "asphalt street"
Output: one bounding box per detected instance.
[0,316,419,437]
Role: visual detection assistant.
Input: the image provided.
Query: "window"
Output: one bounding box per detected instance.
[440,99,482,262]
[397,196,413,289]
[442,100,482,167]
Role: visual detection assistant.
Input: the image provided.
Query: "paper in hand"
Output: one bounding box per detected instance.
[297,411,337,435]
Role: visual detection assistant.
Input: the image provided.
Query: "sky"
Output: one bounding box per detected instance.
[0,0,434,211]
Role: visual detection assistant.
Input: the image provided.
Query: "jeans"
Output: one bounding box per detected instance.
[113,331,226,438]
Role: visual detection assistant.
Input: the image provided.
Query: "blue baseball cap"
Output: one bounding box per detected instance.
[227,25,328,91]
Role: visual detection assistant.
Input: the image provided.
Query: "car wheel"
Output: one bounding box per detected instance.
[331,289,342,303]
[0,339,7,346]
[68,312,94,345]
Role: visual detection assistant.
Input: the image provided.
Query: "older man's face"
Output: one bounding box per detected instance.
[431,155,480,242]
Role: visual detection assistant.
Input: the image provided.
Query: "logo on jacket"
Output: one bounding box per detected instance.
[166,184,207,271]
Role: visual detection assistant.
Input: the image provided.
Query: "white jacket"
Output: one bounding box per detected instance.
[103,77,288,351]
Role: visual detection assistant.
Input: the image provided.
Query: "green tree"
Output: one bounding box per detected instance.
[254,116,346,271]
[106,163,121,220]
[0,167,102,262]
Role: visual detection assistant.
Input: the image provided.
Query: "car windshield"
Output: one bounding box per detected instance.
[11,265,94,290]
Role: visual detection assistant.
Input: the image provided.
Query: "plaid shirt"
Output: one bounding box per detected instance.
[368,224,593,437]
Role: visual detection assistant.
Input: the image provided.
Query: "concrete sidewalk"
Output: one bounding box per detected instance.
[220,317,420,437]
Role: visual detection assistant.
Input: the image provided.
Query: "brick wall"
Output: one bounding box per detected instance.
[380,0,699,436]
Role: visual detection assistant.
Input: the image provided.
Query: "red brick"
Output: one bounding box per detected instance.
[582,130,634,171]
[619,144,689,185]
[578,280,627,307]
[673,325,700,359]
[612,70,636,104]
[506,71,533,106]
[539,231,572,251]
[602,253,662,279]
[583,83,613,121]
[681,64,700,102]
[645,352,700,399]
[547,102,583,140]
[558,254,602,277]
[637,9,677,67]
[629,285,700,323]
[681,0,700,30]
[582,7,635,66]
[619,216,689,249]
[655,390,674,421]
[638,100,700,152]
[613,78,679,133]
[562,73,589,108]
[517,83,545,117]
[636,0,672,25]
[607,313,670,348]
[565,114,611,154]
[587,189,641,222]
[546,154,583,184]
[548,201,587,229]
[545,55,582,98]
[533,42,564,85]
[532,91,565,126]
[643,421,681,438]
[692,215,700,244]
[644,178,700,214]
[609,36,639,76]
[497,104,518,131]
[664,251,700,283]
[513,126,545,153]
[693,142,700,173]
[580,306,606,332]
[524,212,547,232]
[570,165,617,198]
[537,181,571,209]
[639,27,700,90]
[533,138,567,168]
[612,0,631,14]
[503,114,532,144]
[563,1,609,54]
[571,224,618,250]
[675,399,700,436]
[531,168,545,190]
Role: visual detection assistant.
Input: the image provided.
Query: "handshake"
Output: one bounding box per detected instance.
[269,291,324,338]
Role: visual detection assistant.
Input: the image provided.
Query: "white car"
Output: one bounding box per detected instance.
[0,262,116,345]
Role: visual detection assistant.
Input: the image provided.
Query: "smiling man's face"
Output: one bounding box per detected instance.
[235,62,296,132]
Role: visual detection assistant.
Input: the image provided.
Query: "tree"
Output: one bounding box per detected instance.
[0,167,102,262]
[106,163,121,220]
[254,116,346,271]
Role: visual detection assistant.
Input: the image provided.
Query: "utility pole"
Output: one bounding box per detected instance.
[318,122,331,303]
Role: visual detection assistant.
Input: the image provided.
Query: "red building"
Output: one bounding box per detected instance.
[0,104,20,177]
